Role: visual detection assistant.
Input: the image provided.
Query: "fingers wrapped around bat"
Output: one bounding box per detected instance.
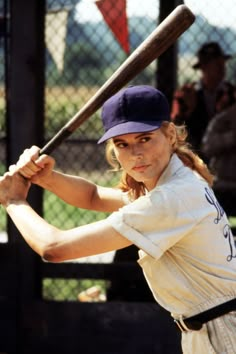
[14,146,42,179]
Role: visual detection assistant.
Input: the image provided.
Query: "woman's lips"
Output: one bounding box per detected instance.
[132,165,149,172]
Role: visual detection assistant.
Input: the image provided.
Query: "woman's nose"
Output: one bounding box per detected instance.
[131,145,143,157]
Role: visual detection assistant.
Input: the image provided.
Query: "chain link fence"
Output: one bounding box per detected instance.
[44,0,236,232]
[1,0,236,301]
[43,0,161,302]
[180,0,236,86]
[42,0,236,301]
[44,0,160,261]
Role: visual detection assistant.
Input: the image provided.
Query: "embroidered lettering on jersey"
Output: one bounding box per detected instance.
[205,187,236,262]
[223,224,236,262]
[205,187,224,224]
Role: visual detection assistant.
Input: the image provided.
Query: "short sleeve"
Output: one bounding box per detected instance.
[107,187,197,259]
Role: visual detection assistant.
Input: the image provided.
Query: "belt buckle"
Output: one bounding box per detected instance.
[174,317,203,332]
[174,317,188,332]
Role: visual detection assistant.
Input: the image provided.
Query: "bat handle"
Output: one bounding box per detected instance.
[40,128,71,155]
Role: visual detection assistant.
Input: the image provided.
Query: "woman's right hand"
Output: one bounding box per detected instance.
[9,145,56,187]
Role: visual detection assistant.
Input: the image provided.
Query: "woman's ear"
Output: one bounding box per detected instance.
[168,122,177,146]
[106,141,122,170]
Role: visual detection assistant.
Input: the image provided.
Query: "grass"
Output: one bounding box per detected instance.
[43,277,109,302]
[229,217,236,227]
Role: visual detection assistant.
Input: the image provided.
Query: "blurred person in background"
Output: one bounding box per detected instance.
[201,102,236,217]
[171,41,236,159]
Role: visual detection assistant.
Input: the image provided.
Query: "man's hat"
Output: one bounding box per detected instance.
[192,42,231,70]
[97,85,170,144]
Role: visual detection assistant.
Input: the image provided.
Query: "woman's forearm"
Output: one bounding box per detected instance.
[5,200,131,263]
[8,146,124,212]
[37,170,125,212]
[6,200,59,257]
[37,170,98,208]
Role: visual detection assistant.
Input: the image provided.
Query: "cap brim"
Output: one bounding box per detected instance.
[97,120,164,144]
[192,54,232,70]
[192,62,200,69]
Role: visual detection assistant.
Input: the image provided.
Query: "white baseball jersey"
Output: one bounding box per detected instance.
[107,154,236,353]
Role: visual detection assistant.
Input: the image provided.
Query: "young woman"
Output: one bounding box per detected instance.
[1,85,236,354]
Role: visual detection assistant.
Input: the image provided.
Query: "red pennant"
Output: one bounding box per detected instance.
[95,0,130,54]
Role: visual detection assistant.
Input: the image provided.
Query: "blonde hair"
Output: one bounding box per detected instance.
[105,121,214,200]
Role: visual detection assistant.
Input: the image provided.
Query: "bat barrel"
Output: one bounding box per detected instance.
[40,5,195,155]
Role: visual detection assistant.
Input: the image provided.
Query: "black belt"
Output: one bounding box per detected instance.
[174,298,236,332]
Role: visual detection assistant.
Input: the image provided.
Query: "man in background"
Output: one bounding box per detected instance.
[171,42,235,159]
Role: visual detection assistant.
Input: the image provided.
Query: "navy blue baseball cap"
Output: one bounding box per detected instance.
[97,85,170,144]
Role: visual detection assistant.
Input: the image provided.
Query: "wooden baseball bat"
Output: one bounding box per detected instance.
[40,5,195,155]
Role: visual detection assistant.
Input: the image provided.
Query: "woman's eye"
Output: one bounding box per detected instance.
[115,142,127,148]
[140,137,150,143]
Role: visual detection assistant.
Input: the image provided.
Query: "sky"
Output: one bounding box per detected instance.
[75,0,236,30]
[185,0,236,29]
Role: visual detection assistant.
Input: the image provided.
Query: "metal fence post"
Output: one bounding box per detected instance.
[157,0,183,101]
[6,0,45,352]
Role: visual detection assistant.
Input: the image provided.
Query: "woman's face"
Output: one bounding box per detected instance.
[112,124,176,191]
